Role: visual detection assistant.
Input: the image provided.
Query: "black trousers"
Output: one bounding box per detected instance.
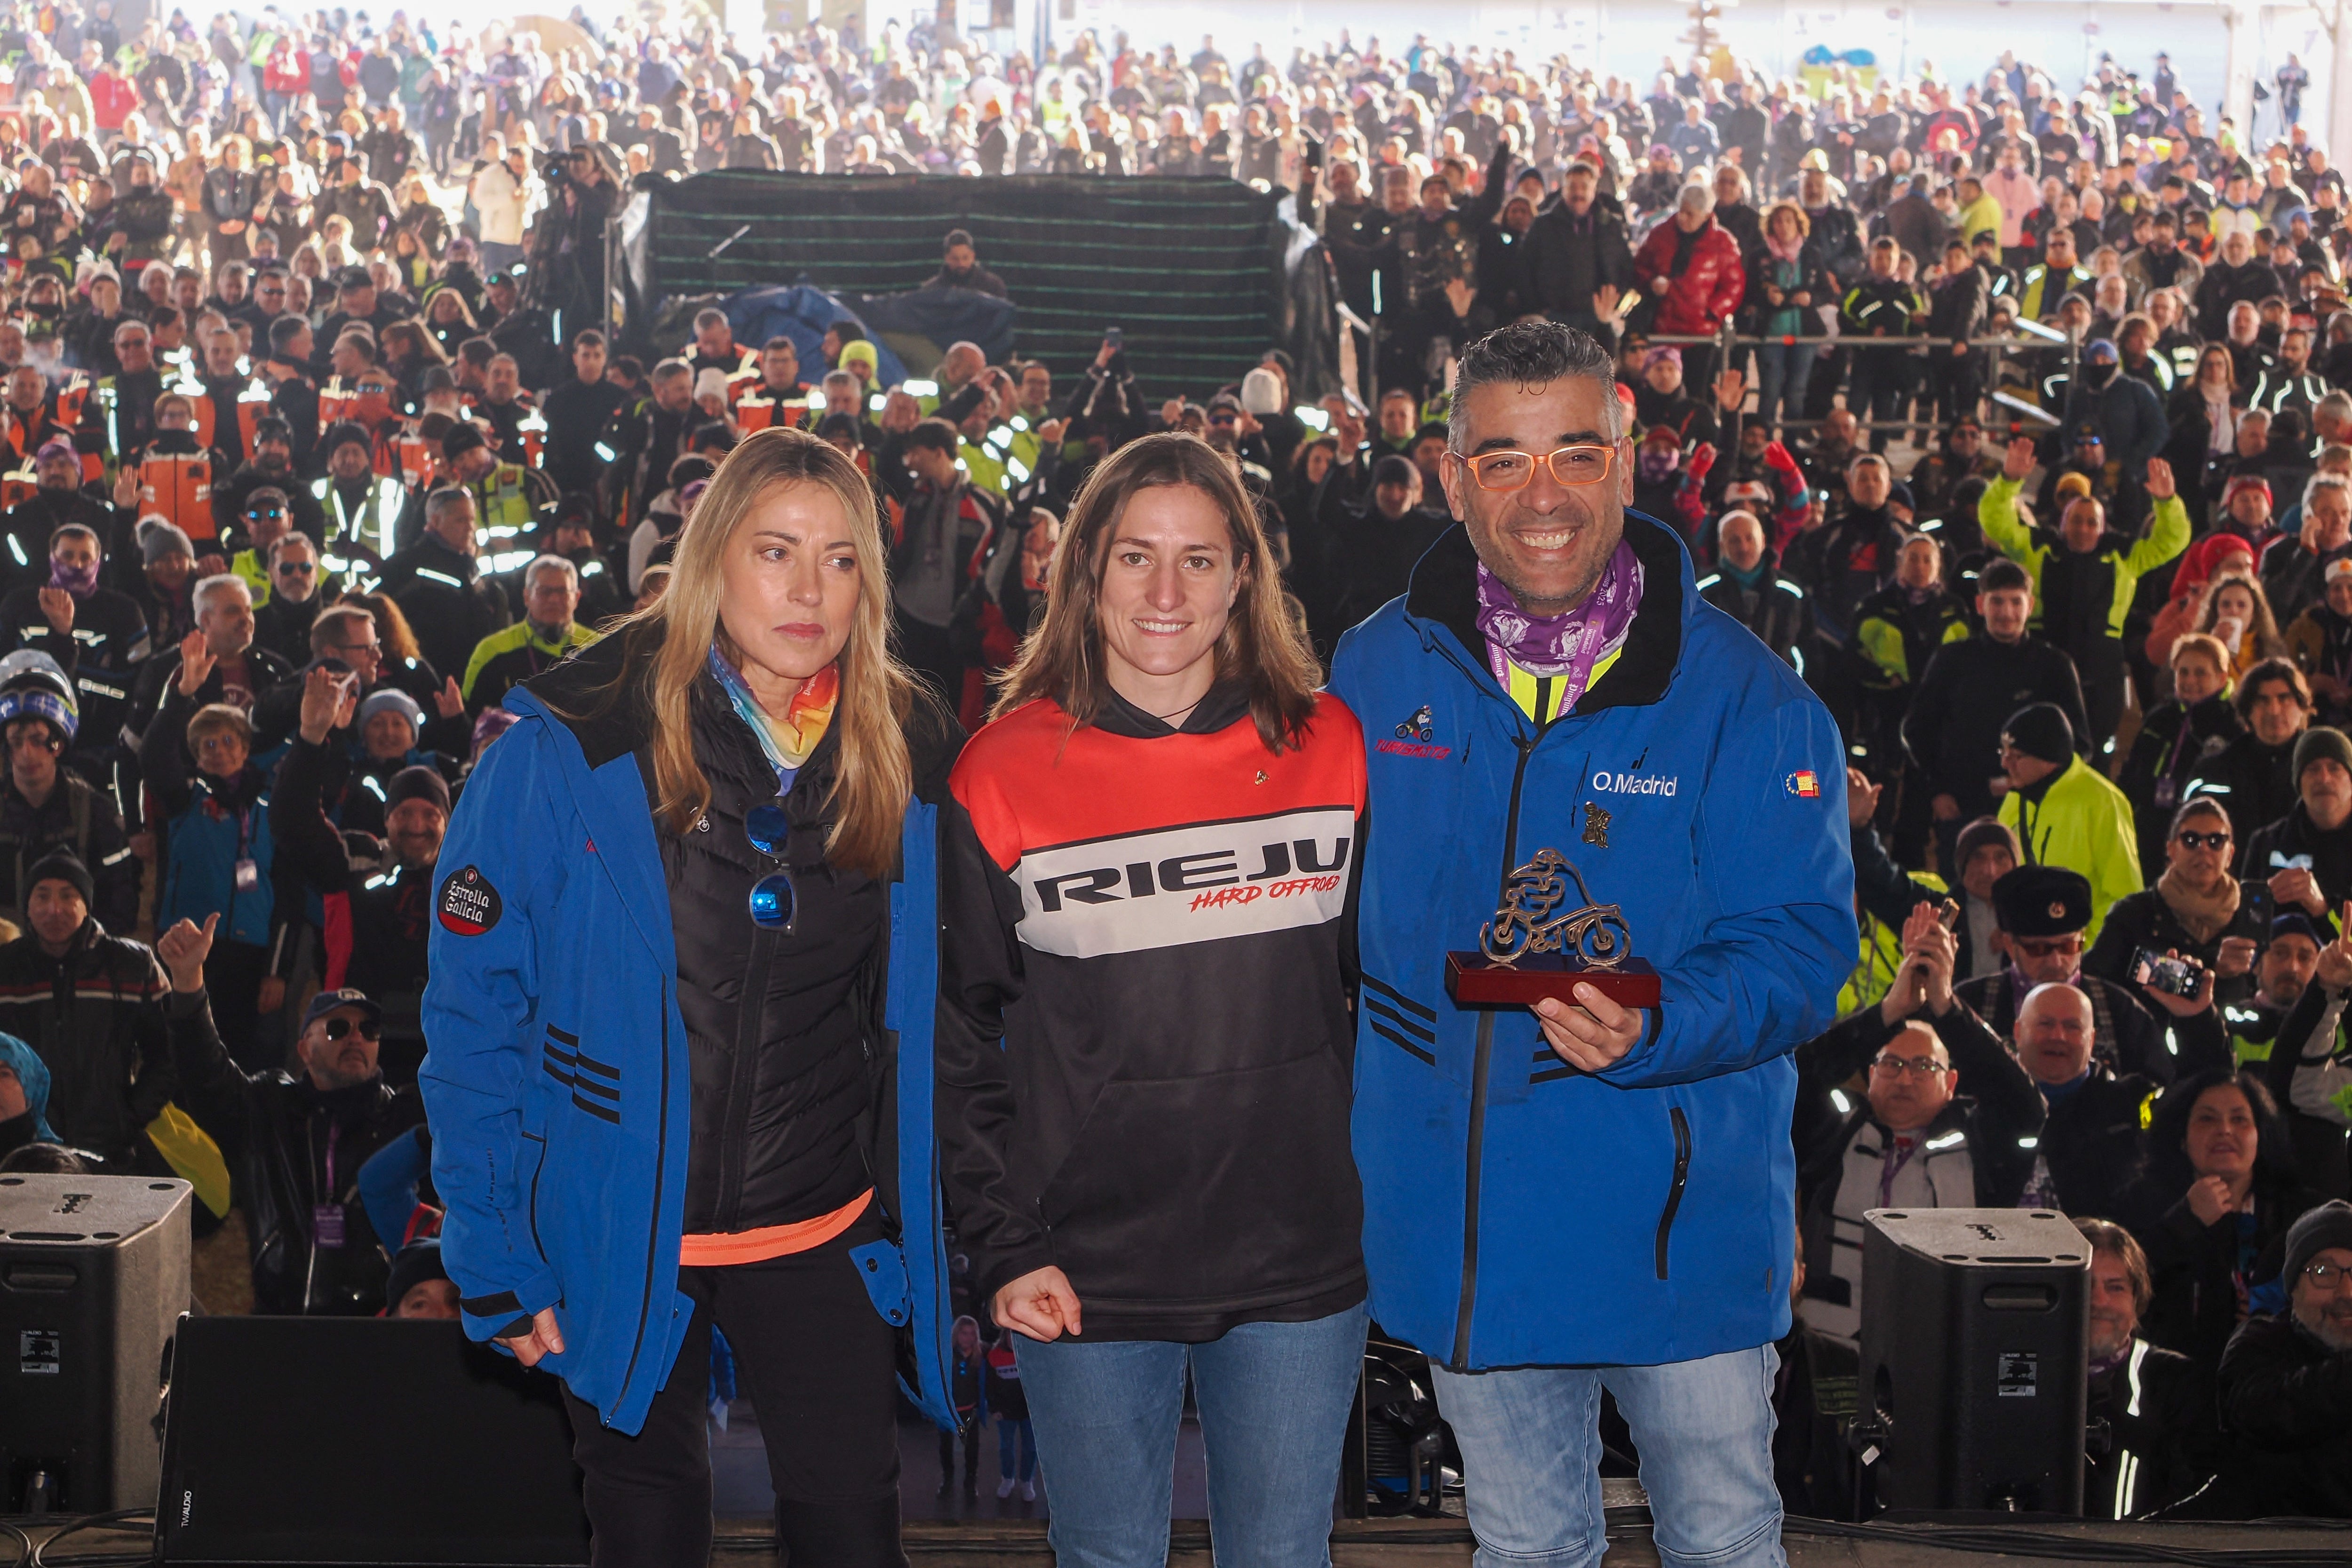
[562,1224,906,1568]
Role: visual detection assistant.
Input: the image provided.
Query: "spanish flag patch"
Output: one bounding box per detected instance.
[1785,770,1821,799]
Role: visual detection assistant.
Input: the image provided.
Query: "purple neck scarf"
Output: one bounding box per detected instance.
[1476,539,1644,710]
[48,559,96,597]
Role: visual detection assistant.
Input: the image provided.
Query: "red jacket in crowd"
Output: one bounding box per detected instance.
[1634,216,1747,336]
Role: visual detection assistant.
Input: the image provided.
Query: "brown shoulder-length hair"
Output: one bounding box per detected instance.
[2194,568,2286,660]
[992,431,1320,752]
[561,426,914,876]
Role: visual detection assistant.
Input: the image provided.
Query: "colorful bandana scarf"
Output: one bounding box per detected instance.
[1475,539,1644,712]
[708,645,838,796]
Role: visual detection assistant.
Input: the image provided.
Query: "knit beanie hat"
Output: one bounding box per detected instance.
[384,764,451,816]
[2001,702,2075,766]
[440,422,487,461]
[357,687,424,734]
[24,846,93,907]
[2293,726,2352,785]
[384,1240,451,1312]
[138,517,192,565]
[2282,1200,2352,1293]
[1954,817,2021,874]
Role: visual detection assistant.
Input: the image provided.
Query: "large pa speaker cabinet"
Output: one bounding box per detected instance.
[0,1172,191,1513]
[1858,1207,2089,1516]
[158,1316,590,1566]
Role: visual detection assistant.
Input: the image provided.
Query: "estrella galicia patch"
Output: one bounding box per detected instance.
[437,865,502,936]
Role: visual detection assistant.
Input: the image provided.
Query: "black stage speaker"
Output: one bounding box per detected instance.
[0,1172,191,1512]
[1857,1208,2089,1516]
[158,1317,590,1566]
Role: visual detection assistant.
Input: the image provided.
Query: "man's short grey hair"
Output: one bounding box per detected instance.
[525,553,579,590]
[423,486,476,530]
[821,367,858,394]
[2305,471,2351,512]
[268,530,315,565]
[1447,321,1623,456]
[193,573,249,612]
[1678,182,1715,215]
[652,357,693,384]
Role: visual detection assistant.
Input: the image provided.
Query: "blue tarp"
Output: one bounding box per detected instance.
[718,284,911,386]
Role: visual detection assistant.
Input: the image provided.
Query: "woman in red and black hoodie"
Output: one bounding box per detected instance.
[938,432,1369,1563]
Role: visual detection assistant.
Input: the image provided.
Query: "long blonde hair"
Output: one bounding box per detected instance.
[576,427,914,876]
[992,431,1320,752]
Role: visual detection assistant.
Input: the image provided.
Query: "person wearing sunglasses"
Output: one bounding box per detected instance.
[422,426,964,1566]
[152,913,426,1317]
[1958,864,2193,1086]
[250,532,326,667]
[1329,321,1854,1568]
[2087,797,2274,1011]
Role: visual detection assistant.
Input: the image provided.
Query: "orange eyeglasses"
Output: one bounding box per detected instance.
[1450,443,1619,491]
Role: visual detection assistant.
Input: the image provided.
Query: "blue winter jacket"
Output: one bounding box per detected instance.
[1330,513,1855,1371]
[420,675,960,1437]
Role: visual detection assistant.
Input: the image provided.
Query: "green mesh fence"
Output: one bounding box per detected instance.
[618,171,1297,393]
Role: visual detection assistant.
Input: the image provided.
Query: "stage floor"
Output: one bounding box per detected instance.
[20,1488,2352,1565]
[714,1507,2352,1565]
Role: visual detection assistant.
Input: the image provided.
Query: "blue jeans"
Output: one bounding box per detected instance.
[1016,1303,1368,1568]
[1753,340,1815,430]
[1430,1345,1785,1568]
[998,1415,1037,1481]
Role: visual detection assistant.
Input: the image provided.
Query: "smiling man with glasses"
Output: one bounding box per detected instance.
[2213,1198,2352,1515]
[1333,319,1853,1568]
[1791,900,2044,1348]
[152,909,425,1317]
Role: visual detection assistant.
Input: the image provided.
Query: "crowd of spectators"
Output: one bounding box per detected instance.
[0,0,2349,1528]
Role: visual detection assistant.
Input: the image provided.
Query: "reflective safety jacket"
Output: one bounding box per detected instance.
[1978,477,2190,645]
[139,448,216,542]
[470,462,541,558]
[311,472,408,568]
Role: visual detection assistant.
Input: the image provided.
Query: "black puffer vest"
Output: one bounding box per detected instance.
[664,673,886,1236]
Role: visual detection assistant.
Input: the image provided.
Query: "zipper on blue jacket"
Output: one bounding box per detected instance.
[1451,725,1541,1370]
[1656,1106,1692,1280]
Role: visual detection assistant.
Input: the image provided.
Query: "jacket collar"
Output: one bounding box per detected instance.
[1089,681,1254,740]
[519,626,649,769]
[1401,509,1690,717]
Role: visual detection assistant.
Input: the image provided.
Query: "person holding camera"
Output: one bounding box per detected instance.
[1959,866,2198,1086]
[2087,797,2270,1008]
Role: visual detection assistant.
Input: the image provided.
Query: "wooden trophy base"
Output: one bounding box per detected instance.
[1444,952,1661,1009]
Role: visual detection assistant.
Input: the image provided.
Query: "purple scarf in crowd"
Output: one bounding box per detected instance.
[1474,538,1645,711]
